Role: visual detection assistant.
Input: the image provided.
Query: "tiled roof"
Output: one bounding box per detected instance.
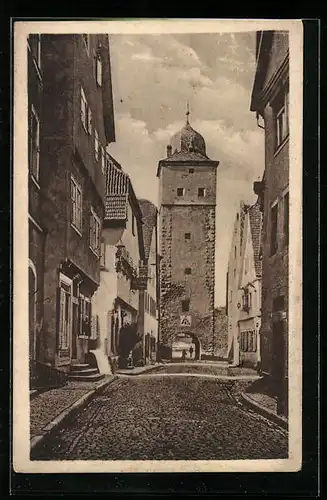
[138,199,157,261]
[105,193,128,220]
[248,201,263,277]
[104,156,129,221]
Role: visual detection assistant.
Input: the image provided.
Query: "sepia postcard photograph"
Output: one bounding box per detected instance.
[13,18,303,474]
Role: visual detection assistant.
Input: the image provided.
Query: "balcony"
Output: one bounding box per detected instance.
[115,246,137,279]
[131,264,149,291]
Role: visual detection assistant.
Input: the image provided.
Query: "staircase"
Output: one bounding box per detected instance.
[68,362,105,382]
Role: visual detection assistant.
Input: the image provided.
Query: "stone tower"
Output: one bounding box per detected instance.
[157,110,219,359]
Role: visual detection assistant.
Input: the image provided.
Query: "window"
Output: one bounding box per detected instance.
[273,85,289,150]
[59,282,71,350]
[198,187,205,197]
[177,188,184,197]
[29,106,40,181]
[132,213,135,236]
[80,87,92,134]
[240,330,257,352]
[79,295,91,337]
[95,55,102,87]
[272,295,284,312]
[90,208,101,256]
[184,267,192,275]
[182,299,190,312]
[29,34,41,69]
[189,168,194,174]
[82,34,90,53]
[94,129,100,161]
[184,232,191,240]
[242,289,251,311]
[87,107,92,135]
[270,203,278,255]
[100,240,106,268]
[283,191,289,247]
[71,177,82,233]
[101,147,106,175]
[234,246,236,258]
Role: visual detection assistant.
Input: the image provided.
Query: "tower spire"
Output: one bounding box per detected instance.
[186,100,190,124]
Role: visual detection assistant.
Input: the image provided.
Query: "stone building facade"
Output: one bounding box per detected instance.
[250,30,289,416]
[28,34,115,375]
[157,113,219,359]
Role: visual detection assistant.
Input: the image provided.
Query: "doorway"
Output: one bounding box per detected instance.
[72,301,78,360]
[29,265,37,360]
[272,320,285,398]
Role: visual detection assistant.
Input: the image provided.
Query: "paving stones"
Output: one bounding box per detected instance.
[33,375,288,461]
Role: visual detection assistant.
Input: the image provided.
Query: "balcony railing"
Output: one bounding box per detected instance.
[131,264,148,291]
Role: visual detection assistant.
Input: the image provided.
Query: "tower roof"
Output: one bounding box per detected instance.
[169,104,207,157]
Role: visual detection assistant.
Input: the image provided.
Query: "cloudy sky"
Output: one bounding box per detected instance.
[108,32,265,306]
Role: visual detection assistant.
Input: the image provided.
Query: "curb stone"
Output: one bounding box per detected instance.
[119,372,261,381]
[240,392,288,430]
[30,376,119,455]
[116,364,164,376]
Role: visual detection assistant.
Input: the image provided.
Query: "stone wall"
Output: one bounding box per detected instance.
[159,205,215,352]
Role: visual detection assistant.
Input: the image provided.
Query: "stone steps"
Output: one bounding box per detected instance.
[69,367,98,376]
[68,362,104,382]
[68,372,105,382]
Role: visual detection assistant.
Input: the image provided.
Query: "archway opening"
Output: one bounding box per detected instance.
[172,332,201,362]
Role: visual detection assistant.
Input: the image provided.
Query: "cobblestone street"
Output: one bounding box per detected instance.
[32,369,288,461]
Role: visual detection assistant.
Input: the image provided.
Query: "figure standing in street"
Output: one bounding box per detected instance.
[181,349,186,362]
[189,345,194,359]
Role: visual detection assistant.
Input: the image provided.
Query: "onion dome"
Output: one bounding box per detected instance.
[169,105,206,156]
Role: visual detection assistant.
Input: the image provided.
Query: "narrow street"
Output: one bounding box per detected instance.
[33,366,288,461]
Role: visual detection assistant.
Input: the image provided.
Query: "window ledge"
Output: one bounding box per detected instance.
[273,134,289,158]
[71,224,82,237]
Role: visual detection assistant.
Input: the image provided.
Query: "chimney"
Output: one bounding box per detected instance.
[166,144,172,157]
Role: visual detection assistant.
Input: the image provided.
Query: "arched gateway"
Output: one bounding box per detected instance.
[172,332,201,361]
[157,108,219,356]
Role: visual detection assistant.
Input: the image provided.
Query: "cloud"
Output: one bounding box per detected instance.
[108,32,263,305]
[131,49,163,63]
